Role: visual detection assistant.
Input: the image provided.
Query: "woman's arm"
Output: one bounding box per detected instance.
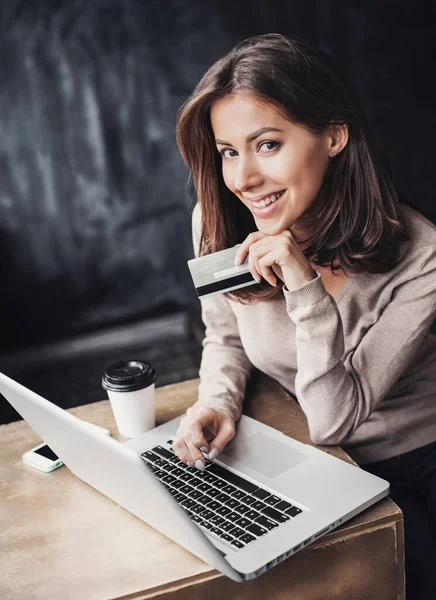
[283,250,436,446]
[172,205,252,467]
[192,203,252,422]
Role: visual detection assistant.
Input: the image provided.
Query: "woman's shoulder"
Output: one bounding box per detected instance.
[399,201,436,238]
[398,202,436,269]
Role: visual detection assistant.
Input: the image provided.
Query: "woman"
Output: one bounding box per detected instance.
[173,33,436,598]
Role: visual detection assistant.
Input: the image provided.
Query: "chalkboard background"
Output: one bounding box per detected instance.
[1,1,434,423]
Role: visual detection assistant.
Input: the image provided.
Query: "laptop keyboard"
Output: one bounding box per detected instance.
[141,444,303,551]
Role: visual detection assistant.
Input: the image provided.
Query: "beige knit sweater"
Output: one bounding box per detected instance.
[192,203,436,464]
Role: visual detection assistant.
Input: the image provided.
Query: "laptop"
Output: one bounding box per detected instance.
[0,371,389,582]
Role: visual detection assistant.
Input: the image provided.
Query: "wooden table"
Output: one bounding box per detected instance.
[0,372,405,599]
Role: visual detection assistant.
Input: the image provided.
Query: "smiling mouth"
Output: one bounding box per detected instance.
[251,190,285,208]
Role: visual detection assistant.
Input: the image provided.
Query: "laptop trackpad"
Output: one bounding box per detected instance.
[221,432,308,478]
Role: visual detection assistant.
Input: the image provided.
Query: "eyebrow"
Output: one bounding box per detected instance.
[215,126,283,146]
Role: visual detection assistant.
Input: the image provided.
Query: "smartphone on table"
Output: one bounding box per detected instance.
[22,442,64,472]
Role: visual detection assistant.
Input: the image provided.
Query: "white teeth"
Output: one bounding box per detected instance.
[252,190,285,208]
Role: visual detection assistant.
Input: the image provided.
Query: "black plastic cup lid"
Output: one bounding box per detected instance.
[101,359,157,393]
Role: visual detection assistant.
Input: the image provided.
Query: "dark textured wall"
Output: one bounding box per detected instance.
[0,0,434,354]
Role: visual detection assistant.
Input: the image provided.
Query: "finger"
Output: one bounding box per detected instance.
[185,434,207,470]
[271,263,284,283]
[208,416,235,458]
[183,406,218,461]
[189,419,211,454]
[258,254,278,286]
[248,247,263,283]
[171,436,192,465]
[247,237,279,283]
[235,232,265,266]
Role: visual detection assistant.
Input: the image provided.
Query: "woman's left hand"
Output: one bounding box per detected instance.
[235,230,318,291]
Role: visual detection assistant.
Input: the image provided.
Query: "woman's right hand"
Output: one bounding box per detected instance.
[172,404,235,470]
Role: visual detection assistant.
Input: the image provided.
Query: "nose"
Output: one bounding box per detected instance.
[234,154,263,193]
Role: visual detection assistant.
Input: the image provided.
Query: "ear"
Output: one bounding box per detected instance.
[327,123,348,157]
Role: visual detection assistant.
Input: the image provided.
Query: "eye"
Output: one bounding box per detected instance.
[258,141,279,153]
[219,148,238,159]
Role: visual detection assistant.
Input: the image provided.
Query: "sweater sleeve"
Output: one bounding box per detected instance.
[283,252,436,446]
[191,204,252,421]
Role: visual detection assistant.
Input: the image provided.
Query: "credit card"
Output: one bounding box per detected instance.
[188,245,259,299]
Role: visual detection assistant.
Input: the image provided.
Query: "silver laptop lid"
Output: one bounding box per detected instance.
[0,372,242,582]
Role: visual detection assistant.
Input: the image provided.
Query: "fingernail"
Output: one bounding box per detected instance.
[195,460,205,471]
[187,461,193,467]
[255,276,262,283]
[234,255,240,266]
[200,446,209,453]
[209,448,218,460]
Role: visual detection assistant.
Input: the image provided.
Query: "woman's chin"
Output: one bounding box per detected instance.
[255,219,286,237]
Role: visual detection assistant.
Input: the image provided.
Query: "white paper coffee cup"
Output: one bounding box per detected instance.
[102,359,158,438]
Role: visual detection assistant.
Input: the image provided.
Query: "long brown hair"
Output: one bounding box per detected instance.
[176,33,409,303]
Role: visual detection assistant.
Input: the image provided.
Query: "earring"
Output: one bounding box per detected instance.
[331,151,338,157]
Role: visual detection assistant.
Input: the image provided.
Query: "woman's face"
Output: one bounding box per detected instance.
[210,94,336,239]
